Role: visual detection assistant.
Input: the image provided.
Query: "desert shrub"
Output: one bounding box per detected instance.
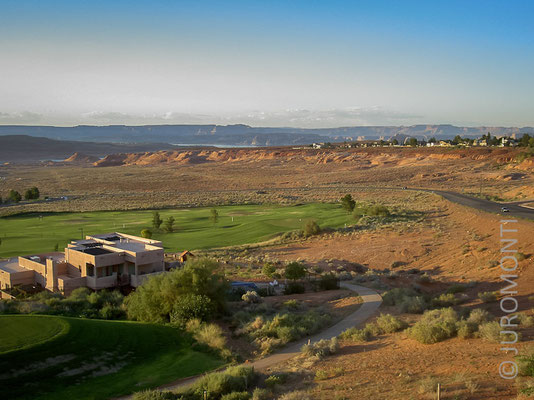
[518,313,534,327]
[318,273,339,290]
[315,369,329,381]
[264,373,288,388]
[278,391,313,400]
[446,284,466,294]
[375,313,406,333]
[418,376,439,398]
[125,258,228,323]
[221,392,251,400]
[183,366,257,400]
[303,220,321,237]
[283,282,305,295]
[382,287,418,306]
[407,308,459,344]
[185,319,230,359]
[457,320,478,339]
[467,308,493,325]
[282,299,300,310]
[251,388,271,400]
[390,261,406,269]
[517,346,534,377]
[464,378,480,394]
[240,310,331,354]
[416,273,431,284]
[339,326,372,342]
[242,291,262,304]
[516,252,528,261]
[478,291,498,303]
[478,321,521,343]
[262,263,277,278]
[399,296,428,314]
[301,337,338,359]
[140,229,153,239]
[170,294,215,326]
[132,390,176,400]
[431,293,459,307]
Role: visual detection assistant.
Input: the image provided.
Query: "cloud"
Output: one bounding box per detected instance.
[0,107,424,127]
[0,111,43,124]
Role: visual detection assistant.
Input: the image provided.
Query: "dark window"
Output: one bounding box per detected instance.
[86,263,95,277]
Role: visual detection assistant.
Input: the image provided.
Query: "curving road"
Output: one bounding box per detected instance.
[416,188,534,221]
[139,282,382,396]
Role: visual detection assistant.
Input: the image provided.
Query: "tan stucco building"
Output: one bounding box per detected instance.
[0,232,166,295]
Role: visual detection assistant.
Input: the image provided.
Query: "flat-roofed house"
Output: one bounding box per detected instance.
[0,232,166,295]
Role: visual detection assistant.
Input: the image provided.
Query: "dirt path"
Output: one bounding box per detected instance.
[147,283,382,395]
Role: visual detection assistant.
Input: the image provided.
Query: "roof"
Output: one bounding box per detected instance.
[0,259,28,274]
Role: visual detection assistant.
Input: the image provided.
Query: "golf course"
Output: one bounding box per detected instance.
[0,315,224,400]
[0,203,351,257]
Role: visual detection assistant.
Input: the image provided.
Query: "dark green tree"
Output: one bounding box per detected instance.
[391,138,399,145]
[8,190,21,203]
[210,208,219,224]
[163,216,175,233]
[340,194,356,213]
[152,211,163,230]
[407,138,418,147]
[284,262,307,281]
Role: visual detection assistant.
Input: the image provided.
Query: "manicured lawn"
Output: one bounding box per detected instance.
[0,315,223,400]
[0,203,351,257]
[0,315,69,354]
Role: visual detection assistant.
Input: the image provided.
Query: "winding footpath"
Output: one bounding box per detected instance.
[139,283,382,396]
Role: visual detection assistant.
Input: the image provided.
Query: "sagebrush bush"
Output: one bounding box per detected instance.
[278,391,313,400]
[242,291,262,304]
[182,366,257,400]
[251,388,271,400]
[221,392,251,400]
[518,313,534,327]
[339,326,372,342]
[457,320,477,339]
[382,287,418,306]
[407,308,459,344]
[132,390,176,400]
[375,313,406,333]
[301,337,338,359]
[478,291,498,303]
[431,293,458,307]
[264,373,288,388]
[467,308,493,325]
[399,296,428,314]
[185,319,231,359]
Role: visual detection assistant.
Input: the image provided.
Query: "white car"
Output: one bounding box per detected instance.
[501,207,510,213]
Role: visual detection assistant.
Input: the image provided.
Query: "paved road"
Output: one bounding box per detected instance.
[139,283,382,396]
[418,189,534,221]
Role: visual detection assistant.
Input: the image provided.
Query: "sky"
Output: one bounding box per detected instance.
[0,0,533,128]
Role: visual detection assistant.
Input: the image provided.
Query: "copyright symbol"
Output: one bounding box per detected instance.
[499,361,518,379]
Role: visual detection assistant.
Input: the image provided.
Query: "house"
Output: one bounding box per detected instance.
[179,250,194,263]
[0,232,166,295]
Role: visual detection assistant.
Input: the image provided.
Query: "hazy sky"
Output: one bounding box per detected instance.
[1,0,533,127]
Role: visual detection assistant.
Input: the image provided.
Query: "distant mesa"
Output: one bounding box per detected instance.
[64,152,100,163]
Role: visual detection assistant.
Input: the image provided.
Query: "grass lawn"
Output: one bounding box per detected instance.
[0,203,352,257]
[0,315,223,400]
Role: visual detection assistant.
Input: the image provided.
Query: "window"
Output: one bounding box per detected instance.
[86,263,95,277]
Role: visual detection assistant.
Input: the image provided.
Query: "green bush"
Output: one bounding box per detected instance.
[284,262,307,280]
[185,319,230,358]
[431,293,459,307]
[407,308,459,344]
[339,326,372,342]
[125,258,228,323]
[170,294,215,326]
[251,388,271,400]
[301,337,338,359]
[264,373,288,388]
[221,392,251,400]
[303,220,321,237]
[318,273,339,291]
[283,282,305,295]
[446,284,466,294]
[399,296,428,314]
[262,263,277,278]
[457,320,478,339]
[182,366,257,400]
[132,390,176,400]
[478,291,498,303]
[375,313,406,333]
[382,287,418,306]
[478,321,520,343]
[467,308,493,325]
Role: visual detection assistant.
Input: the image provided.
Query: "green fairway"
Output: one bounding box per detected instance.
[0,315,223,400]
[0,203,351,257]
[0,315,69,354]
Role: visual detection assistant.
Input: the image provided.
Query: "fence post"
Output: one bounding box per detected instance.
[437,383,441,400]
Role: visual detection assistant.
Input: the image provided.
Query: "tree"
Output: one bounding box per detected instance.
[429,137,437,144]
[391,138,399,145]
[210,208,219,224]
[152,211,163,230]
[303,220,321,237]
[407,138,418,147]
[124,257,228,323]
[452,135,463,145]
[163,216,175,233]
[141,229,152,239]
[529,137,534,148]
[285,262,307,281]
[8,190,21,203]
[24,187,39,200]
[340,194,356,213]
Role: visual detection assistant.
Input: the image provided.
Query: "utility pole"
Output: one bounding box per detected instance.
[79,227,84,240]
